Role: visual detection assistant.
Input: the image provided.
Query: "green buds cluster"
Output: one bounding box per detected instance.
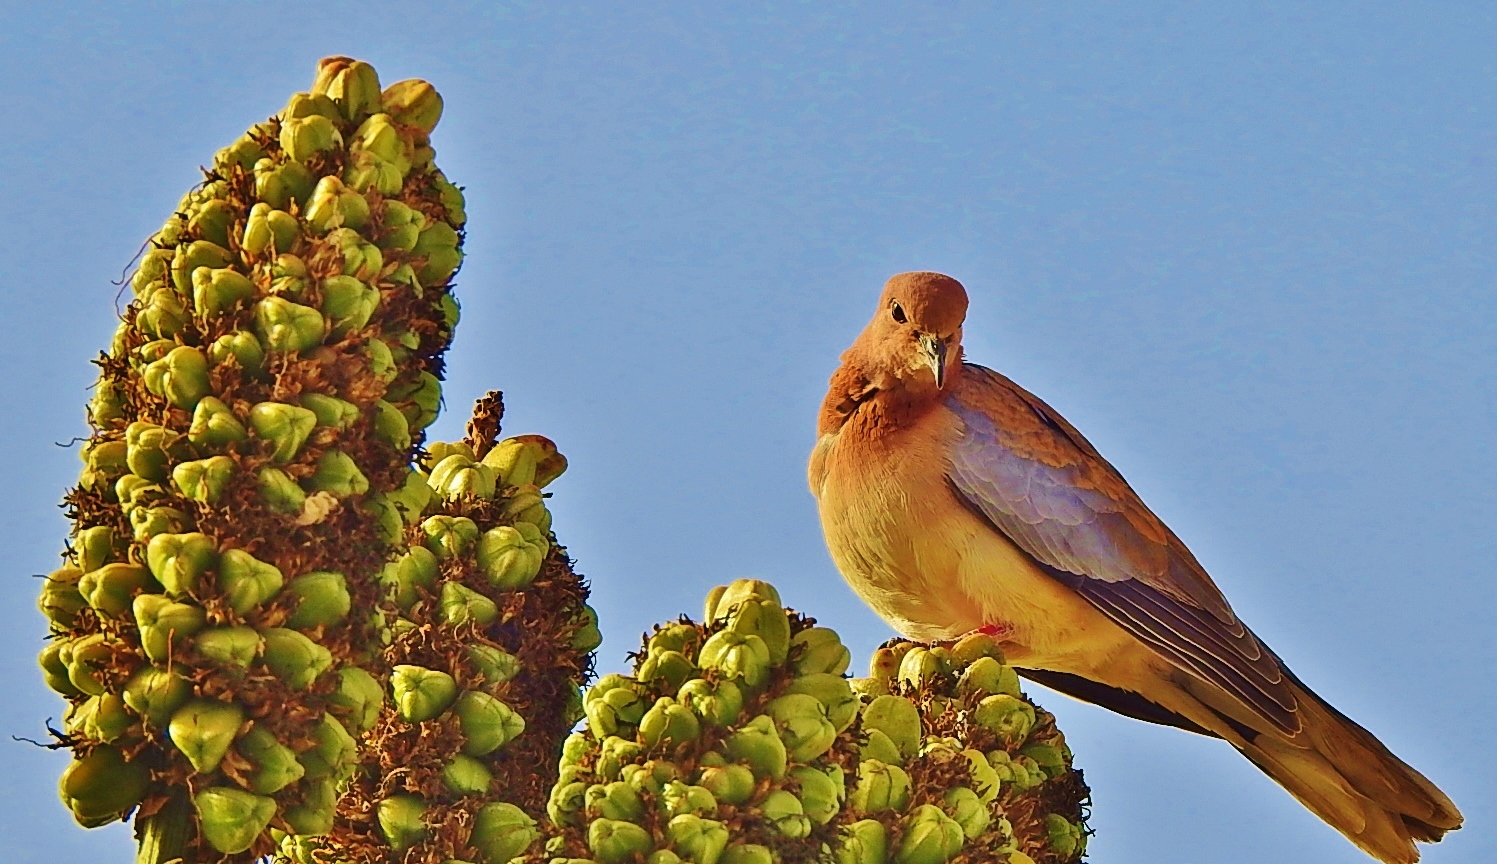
[545,586,1088,864]
[41,55,464,862]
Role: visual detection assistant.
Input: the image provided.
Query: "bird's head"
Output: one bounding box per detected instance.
[856,271,969,391]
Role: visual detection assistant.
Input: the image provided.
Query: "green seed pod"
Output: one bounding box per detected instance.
[785,672,858,733]
[168,698,245,773]
[88,378,129,426]
[38,566,88,630]
[789,765,841,827]
[146,532,217,597]
[171,240,234,293]
[639,696,702,750]
[441,580,499,627]
[696,763,755,806]
[282,90,340,121]
[280,113,342,162]
[723,844,774,864]
[862,696,922,762]
[344,150,406,195]
[571,603,603,652]
[957,656,1021,698]
[141,345,210,410]
[193,626,262,670]
[217,549,284,614]
[372,399,412,449]
[638,649,695,691]
[213,133,265,172]
[39,640,82,696]
[442,754,493,797]
[588,818,652,864]
[249,402,319,463]
[321,274,380,337]
[940,787,989,840]
[423,515,480,559]
[548,780,588,827]
[191,267,256,319]
[390,370,442,430]
[66,693,133,743]
[135,285,188,339]
[253,157,315,210]
[282,777,338,836]
[172,455,235,504]
[391,664,459,723]
[466,644,521,687]
[767,693,837,761]
[973,695,1037,748]
[58,745,150,827]
[329,666,385,733]
[241,202,275,255]
[894,804,965,864]
[837,819,889,864]
[254,296,326,353]
[257,466,307,514]
[305,175,370,233]
[949,631,1004,666]
[697,631,772,690]
[187,395,248,449]
[130,505,190,543]
[122,665,191,725]
[187,198,235,248]
[723,714,787,781]
[963,749,1001,804]
[585,684,647,739]
[861,729,904,766]
[235,726,306,794]
[791,626,851,676]
[475,523,546,589]
[660,781,718,819]
[761,789,811,839]
[130,247,174,295]
[299,713,357,781]
[454,689,525,756]
[382,78,444,133]
[312,56,383,119]
[849,760,912,815]
[595,736,645,782]
[479,436,549,487]
[133,593,207,663]
[285,570,351,629]
[667,814,731,863]
[299,392,361,429]
[585,781,645,822]
[703,579,781,623]
[126,420,183,482]
[723,598,791,667]
[869,645,912,682]
[1044,814,1083,857]
[378,794,428,852]
[379,546,439,610]
[647,621,701,657]
[471,801,538,863]
[260,627,334,689]
[194,786,277,854]
[428,453,498,499]
[1020,741,1066,778]
[897,647,951,690]
[72,525,120,573]
[207,331,267,377]
[78,562,158,618]
[362,335,397,382]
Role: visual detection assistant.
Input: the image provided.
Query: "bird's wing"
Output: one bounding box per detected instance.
[946,364,1300,734]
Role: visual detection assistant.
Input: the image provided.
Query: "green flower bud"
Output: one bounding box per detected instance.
[171,240,234,293]
[467,644,521,686]
[298,392,360,430]
[373,399,412,449]
[235,726,306,794]
[254,296,326,353]
[836,819,889,864]
[895,804,964,864]
[257,466,307,514]
[320,274,379,337]
[665,814,729,863]
[377,794,427,852]
[939,787,989,840]
[382,78,444,133]
[697,631,772,690]
[261,627,333,689]
[207,330,267,377]
[957,656,1021,698]
[723,599,791,667]
[390,370,442,430]
[59,746,149,828]
[38,567,87,630]
[126,420,183,482]
[281,777,337,836]
[475,523,546,589]
[419,246,462,286]
[285,570,351,629]
[589,819,652,864]
[724,714,787,781]
[65,693,133,743]
[767,693,837,762]
[141,345,210,410]
[249,402,318,463]
[862,696,922,761]
[144,532,216,598]
[696,763,755,806]
[454,690,525,756]
[187,197,235,248]
[133,593,207,663]
[191,398,249,449]
[638,649,696,691]
[305,175,369,233]
[194,626,263,670]
[464,801,535,863]
[129,505,189,543]
[326,665,384,733]
[253,157,315,210]
[850,760,912,814]
[392,665,459,723]
[169,456,235,507]
[973,695,1036,747]
[218,548,284,614]
[441,580,499,627]
[280,113,342,162]
[963,749,1001,804]
[429,453,497,499]
[299,713,357,781]
[761,789,810,839]
[639,696,702,750]
[792,626,851,676]
[423,515,480,559]
[443,754,493,797]
[78,562,158,618]
[122,665,191,725]
[169,699,244,773]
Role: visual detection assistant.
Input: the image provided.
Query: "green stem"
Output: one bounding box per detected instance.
[135,793,192,864]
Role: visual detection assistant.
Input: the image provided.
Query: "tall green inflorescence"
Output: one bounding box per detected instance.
[278,392,598,864]
[539,580,1089,864]
[40,56,465,862]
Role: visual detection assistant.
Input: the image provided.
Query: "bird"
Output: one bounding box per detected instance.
[808,271,1462,864]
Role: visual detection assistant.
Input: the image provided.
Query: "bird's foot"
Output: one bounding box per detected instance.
[976,623,1012,639]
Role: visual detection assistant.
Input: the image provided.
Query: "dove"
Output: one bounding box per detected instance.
[809,271,1461,863]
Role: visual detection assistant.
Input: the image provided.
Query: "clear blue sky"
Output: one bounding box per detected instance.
[1,3,1491,862]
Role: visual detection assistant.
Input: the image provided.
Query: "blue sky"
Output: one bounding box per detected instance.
[1,3,1492,862]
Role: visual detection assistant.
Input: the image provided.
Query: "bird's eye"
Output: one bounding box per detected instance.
[890,303,907,324]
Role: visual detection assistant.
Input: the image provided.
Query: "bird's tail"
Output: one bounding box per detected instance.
[1197,675,1462,864]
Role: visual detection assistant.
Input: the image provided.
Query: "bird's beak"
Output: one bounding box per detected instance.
[918,333,948,389]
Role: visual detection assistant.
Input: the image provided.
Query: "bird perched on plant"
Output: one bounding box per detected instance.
[809,271,1461,863]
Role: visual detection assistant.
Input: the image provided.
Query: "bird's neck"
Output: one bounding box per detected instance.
[817,357,955,439]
